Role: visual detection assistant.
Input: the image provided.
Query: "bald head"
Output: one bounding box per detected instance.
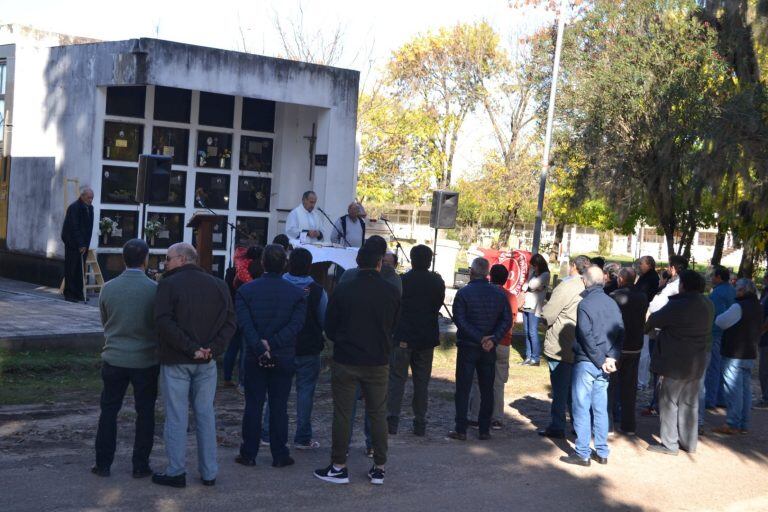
[583,266,604,287]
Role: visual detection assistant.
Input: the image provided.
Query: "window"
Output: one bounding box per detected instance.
[211,255,226,278]
[194,173,230,210]
[242,97,275,133]
[101,166,138,204]
[237,176,271,212]
[98,210,138,248]
[199,92,234,128]
[239,136,273,172]
[145,212,185,249]
[152,126,189,166]
[192,215,228,250]
[196,131,232,169]
[106,86,146,118]
[149,171,187,207]
[416,210,431,225]
[154,86,191,123]
[698,232,716,247]
[103,121,143,162]
[236,216,268,246]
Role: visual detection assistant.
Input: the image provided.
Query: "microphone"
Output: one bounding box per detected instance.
[196,195,205,208]
[380,216,390,223]
[317,206,350,247]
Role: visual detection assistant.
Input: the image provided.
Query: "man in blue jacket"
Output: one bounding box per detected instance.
[561,266,624,467]
[703,266,736,410]
[235,244,307,468]
[448,257,512,441]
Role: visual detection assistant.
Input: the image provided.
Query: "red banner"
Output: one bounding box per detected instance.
[475,248,531,295]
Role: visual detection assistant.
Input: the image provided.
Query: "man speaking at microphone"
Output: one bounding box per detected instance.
[286,191,325,243]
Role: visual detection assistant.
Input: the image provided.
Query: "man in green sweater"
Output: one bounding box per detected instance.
[92,239,159,478]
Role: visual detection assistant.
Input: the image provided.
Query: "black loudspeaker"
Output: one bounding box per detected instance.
[135,154,172,203]
[429,190,459,229]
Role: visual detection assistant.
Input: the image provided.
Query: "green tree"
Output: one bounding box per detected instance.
[388,22,508,187]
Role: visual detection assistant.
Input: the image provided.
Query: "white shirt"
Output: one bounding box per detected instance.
[285,205,324,243]
[649,276,679,314]
[715,303,742,330]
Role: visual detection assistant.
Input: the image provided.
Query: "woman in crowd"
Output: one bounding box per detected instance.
[520,253,550,366]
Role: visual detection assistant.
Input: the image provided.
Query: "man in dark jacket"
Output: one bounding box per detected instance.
[314,246,400,486]
[235,244,307,467]
[635,255,660,303]
[561,266,624,467]
[448,257,512,441]
[645,270,713,456]
[61,187,94,302]
[608,267,649,435]
[152,243,236,488]
[386,244,446,436]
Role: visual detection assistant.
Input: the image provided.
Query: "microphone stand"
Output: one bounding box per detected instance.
[196,198,252,268]
[317,207,352,247]
[381,218,454,322]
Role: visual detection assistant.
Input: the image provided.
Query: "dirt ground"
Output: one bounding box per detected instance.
[2,360,768,512]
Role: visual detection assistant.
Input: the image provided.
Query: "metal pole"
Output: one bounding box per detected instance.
[432,227,439,272]
[531,0,567,255]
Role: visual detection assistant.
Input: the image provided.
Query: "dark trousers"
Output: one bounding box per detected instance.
[759,346,768,403]
[386,345,434,430]
[454,345,496,435]
[240,358,295,463]
[63,247,87,301]
[330,362,389,467]
[608,353,640,432]
[659,376,699,452]
[94,362,159,471]
[223,330,242,383]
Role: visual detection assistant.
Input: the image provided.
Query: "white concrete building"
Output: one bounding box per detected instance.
[0,26,359,284]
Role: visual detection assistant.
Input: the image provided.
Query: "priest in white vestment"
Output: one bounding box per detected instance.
[285,190,325,243]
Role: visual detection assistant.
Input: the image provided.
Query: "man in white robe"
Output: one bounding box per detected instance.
[285,190,325,243]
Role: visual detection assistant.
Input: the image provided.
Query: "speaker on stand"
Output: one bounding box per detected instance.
[429,190,459,271]
[135,154,172,240]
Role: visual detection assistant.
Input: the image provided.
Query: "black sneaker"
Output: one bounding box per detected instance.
[152,472,187,488]
[368,465,385,485]
[272,456,295,468]
[314,464,350,484]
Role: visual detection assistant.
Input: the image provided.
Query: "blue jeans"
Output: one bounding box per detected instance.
[160,362,219,480]
[523,312,541,363]
[571,361,610,460]
[547,359,573,432]
[223,330,242,383]
[698,352,711,426]
[241,357,295,463]
[261,355,321,445]
[704,335,726,408]
[722,357,754,430]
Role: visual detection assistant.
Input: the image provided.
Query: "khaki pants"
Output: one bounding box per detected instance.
[469,344,510,422]
[330,361,389,466]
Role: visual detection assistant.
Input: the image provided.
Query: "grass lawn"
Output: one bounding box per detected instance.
[0,349,102,405]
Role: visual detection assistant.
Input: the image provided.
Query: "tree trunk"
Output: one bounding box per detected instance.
[710,223,727,267]
[738,238,757,278]
[496,207,517,250]
[551,222,565,261]
[664,229,676,262]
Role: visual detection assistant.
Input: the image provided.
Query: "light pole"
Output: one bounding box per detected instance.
[531,0,567,255]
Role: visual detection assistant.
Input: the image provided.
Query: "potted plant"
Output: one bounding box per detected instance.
[99,217,115,244]
[144,219,162,246]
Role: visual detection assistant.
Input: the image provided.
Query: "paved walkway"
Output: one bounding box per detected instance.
[0,277,103,350]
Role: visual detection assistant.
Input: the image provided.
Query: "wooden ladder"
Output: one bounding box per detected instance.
[59,249,104,296]
[84,249,105,294]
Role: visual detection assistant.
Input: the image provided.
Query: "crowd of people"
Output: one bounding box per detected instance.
[90,209,768,487]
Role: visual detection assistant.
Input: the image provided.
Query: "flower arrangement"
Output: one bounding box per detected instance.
[198,150,208,167]
[99,217,115,236]
[144,219,163,243]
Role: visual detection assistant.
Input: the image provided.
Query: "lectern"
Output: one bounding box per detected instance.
[187,211,219,273]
